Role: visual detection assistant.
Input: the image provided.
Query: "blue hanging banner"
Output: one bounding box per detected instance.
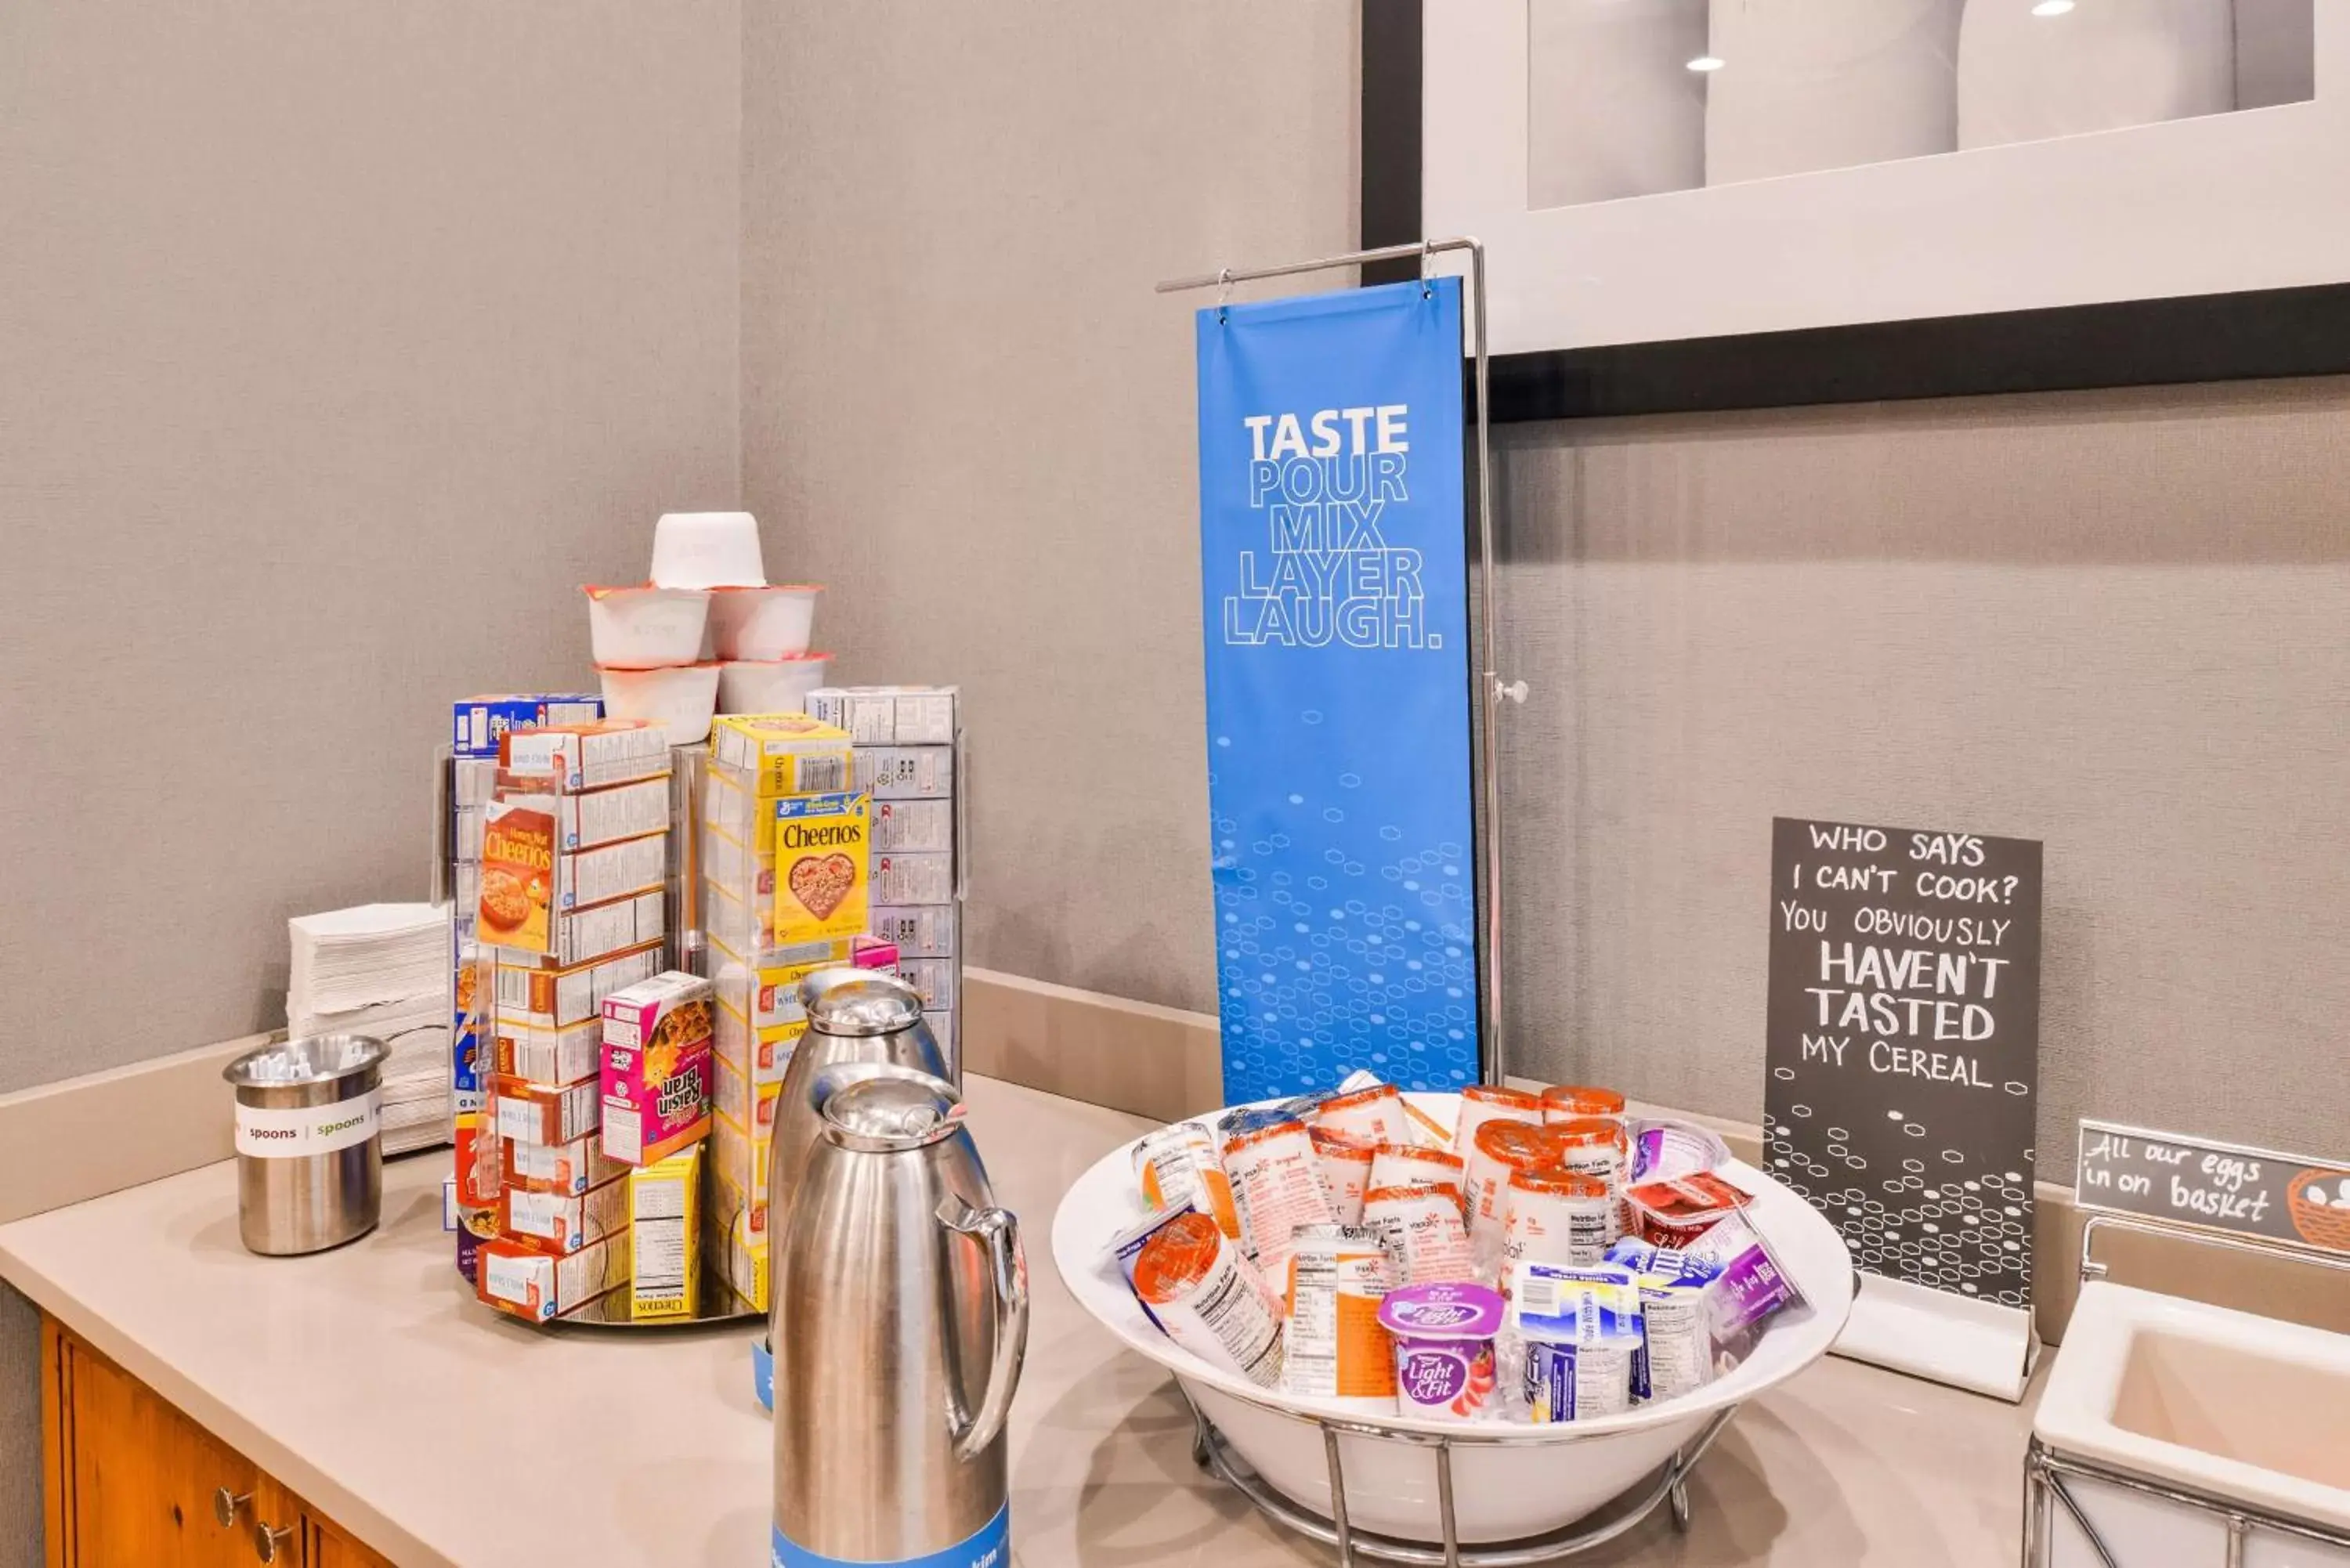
[1195,277,1480,1103]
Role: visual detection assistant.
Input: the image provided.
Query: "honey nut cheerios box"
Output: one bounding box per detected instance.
[769,791,870,945]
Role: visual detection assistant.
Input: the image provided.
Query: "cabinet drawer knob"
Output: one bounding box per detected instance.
[213,1488,252,1527]
[253,1519,295,1563]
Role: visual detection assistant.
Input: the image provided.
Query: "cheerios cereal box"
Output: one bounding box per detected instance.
[710,714,855,798]
[769,791,870,945]
[628,1145,701,1322]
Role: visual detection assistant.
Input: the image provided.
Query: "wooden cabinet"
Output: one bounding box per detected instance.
[42,1317,396,1568]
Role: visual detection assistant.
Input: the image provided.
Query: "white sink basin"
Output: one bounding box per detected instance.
[2036,1282,2350,1563]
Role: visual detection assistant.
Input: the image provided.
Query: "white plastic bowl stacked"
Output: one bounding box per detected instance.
[586,512,830,745]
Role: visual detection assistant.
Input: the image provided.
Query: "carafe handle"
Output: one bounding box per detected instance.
[938,1196,1029,1464]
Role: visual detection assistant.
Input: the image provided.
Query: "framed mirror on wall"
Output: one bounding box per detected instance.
[1367,0,2350,417]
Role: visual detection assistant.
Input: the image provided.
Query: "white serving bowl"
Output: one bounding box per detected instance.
[598,661,721,746]
[709,584,822,661]
[584,584,711,669]
[651,511,767,591]
[1050,1093,1856,1546]
[717,652,831,716]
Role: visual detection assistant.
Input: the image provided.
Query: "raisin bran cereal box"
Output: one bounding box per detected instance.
[769,791,870,945]
[600,971,715,1166]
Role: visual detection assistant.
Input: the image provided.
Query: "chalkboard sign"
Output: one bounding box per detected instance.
[1762,818,2044,1310]
[2076,1120,2350,1259]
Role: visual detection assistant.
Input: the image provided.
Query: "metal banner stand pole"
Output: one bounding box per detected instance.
[1158,236,1522,1090]
[1165,244,1723,1568]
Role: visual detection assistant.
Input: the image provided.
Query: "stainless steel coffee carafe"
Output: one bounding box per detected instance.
[767,970,949,1331]
[772,1069,1026,1568]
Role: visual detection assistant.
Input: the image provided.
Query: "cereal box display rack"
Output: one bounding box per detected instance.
[432,689,966,1330]
[1051,1080,1860,1560]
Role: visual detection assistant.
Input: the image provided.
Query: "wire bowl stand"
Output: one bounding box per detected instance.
[1178,1387,1737,1568]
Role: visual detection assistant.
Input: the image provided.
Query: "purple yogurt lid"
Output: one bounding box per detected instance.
[1376,1281,1505,1340]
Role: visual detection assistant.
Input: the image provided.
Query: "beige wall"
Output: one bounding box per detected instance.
[1492,380,2350,1182]
[0,4,744,1557]
[739,0,1360,1012]
[0,1,743,1093]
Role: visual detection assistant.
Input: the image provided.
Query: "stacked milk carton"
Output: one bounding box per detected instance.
[808,686,962,1066]
[466,719,676,1321]
[698,712,898,1312]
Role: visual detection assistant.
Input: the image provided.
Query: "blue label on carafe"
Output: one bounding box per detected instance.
[773,1501,1008,1568]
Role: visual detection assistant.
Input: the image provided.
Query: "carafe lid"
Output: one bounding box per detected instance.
[801,969,925,1036]
[820,1072,964,1150]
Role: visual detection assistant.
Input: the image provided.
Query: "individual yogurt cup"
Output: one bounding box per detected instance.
[1376,1281,1503,1422]
[650,511,765,590]
[715,652,831,717]
[598,661,721,746]
[707,584,822,660]
[584,584,712,669]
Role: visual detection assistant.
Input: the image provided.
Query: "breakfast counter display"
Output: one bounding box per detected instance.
[0,1075,2037,1568]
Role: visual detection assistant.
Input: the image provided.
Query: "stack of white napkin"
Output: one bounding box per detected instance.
[287,903,454,1155]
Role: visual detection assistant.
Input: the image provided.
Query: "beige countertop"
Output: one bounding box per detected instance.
[0,1075,2037,1566]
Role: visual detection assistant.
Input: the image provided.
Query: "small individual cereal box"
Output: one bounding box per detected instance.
[855,746,954,800]
[453,694,602,757]
[502,1128,627,1197]
[709,714,855,797]
[494,940,663,1028]
[897,958,957,1012]
[710,1111,775,1238]
[451,753,501,807]
[772,792,870,944]
[703,761,778,854]
[871,851,953,906]
[629,1146,701,1322]
[476,797,557,950]
[498,719,671,793]
[712,1052,781,1137]
[494,1017,602,1088]
[498,1172,630,1255]
[707,933,898,1028]
[714,1000,803,1086]
[454,1111,501,1209]
[700,823,773,904]
[551,776,674,851]
[807,685,959,746]
[600,971,715,1166]
[873,798,953,853]
[478,1234,629,1323]
[544,889,665,966]
[549,830,667,911]
[702,876,775,953]
[494,1075,602,1147]
[725,1211,769,1314]
[452,939,486,1104]
[867,905,957,959]
[453,806,484,863]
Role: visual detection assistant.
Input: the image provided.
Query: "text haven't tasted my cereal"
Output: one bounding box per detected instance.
[770,791,870,943]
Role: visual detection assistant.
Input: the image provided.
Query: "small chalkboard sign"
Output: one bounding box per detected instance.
[2076,1120,2350,1259]
[1763,817,2044,1310]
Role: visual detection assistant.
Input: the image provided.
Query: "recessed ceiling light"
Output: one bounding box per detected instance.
[2031,0,2074,16]
[1687,55,1726,72]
